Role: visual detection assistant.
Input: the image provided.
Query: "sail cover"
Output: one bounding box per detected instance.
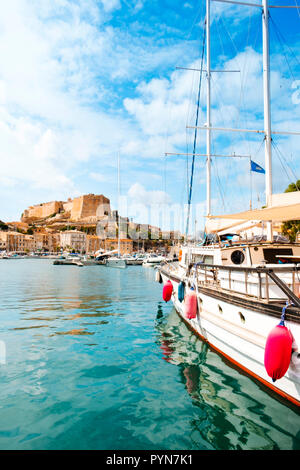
[208,205,300,222]
[209,191,300,225]
[207,192,300,223]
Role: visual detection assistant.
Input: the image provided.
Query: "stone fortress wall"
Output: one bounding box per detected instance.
[21,194,111,224]
[22,201,62,222]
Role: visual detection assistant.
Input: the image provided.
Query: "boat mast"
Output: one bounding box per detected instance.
[206,0,212,217]
[262,0,273,240]
[117,151,121,257]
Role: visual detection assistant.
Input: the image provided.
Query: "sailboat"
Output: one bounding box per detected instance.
[158,0,300,407]
[106,152,127,268]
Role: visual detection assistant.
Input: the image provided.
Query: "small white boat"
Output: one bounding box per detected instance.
[122,254,144,265]
[66,254,82,261]
[106,257,127,268]
[142,254,165,266]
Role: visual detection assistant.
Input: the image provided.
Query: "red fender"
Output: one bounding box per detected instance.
[184,288,197,319]
[264,325,293,382]
[162,280,173,302]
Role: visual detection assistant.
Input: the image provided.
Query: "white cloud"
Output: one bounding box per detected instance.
[100,0,121,13]
[90,172,106,182]
[134,0,144,12]
[128,183,171,206]
[0,0,298,225]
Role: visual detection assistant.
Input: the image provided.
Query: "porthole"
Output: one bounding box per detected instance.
[231,250,245,265]
[238,311,245,324]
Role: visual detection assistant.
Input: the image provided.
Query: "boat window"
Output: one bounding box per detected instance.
[191,254,213,265]
[262,248,293,264]
[191,254,204,264]
[231,250,245,265]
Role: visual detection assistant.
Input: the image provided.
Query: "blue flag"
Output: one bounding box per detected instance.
[250,160,265,174]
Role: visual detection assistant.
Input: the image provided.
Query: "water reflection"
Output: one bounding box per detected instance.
[155,305,300,450]
[0,260,299,450]
[50,329,95,337]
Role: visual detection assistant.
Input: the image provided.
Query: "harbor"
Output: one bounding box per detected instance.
[0,258,299,450]
[0,0,299,456]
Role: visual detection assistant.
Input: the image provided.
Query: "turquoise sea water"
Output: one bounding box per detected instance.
[0,259,299,450]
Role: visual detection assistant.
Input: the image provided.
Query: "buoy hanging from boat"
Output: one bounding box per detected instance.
[264,303,293,382]
[178,281,185,303]
[184,287,197,319]
[162,280,173,302]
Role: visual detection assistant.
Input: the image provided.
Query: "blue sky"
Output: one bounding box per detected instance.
[0,0,299,233]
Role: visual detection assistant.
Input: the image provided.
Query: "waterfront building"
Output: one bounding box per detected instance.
[103,238,133,255]
[33,233,51,252]
[60,230,87,253]
[24,235,35,252]
[86,235,102,254]
[0,231,34,253]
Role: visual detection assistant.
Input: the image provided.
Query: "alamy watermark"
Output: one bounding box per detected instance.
[96,198,206,241]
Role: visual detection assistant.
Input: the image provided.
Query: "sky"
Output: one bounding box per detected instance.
[0,0,299,233]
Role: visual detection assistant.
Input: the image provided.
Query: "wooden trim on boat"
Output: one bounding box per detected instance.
[198,286,300,323]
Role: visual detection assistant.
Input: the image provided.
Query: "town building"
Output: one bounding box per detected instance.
[103,238,133,255]
[60,230,87,253]
[0,231,34,253]
[86,235,102,254]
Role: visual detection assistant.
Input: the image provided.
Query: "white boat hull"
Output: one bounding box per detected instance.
[106,258,127,268]
[161,271,300,407]
[143,262,162,267]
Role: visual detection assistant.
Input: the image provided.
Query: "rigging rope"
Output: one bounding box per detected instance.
[185,21,206,237]
[272,139,299,188]
[269,14,300,81]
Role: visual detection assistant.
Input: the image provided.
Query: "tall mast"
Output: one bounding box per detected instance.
[206,0,212,217]
[262,0,273,240]
[117,151,121,257]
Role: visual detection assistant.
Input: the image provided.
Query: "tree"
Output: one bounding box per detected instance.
[281,180,300,242]
[282,220,300,242]
[0,221,8,231]
[284,180,300,193]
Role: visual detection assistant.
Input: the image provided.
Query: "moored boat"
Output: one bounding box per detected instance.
[143,254,166,267]
[157,0,300,406]
[106,257,127,268]
[159,239,300,406]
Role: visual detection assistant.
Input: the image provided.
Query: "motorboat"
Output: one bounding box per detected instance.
[106,257,127,268]
[143,254,165,266]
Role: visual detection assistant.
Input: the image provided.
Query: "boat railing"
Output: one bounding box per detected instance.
[191,262,300,308]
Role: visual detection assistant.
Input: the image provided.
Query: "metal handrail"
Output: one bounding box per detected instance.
[191,262,300,274]
[192,262,300,308]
